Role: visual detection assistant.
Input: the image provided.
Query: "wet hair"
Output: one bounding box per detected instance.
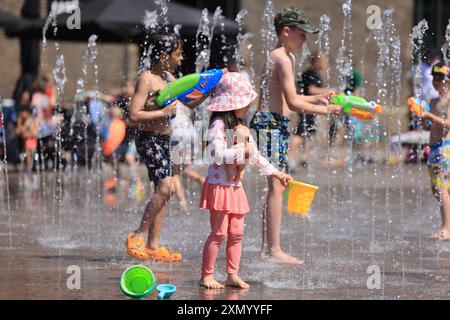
[207,111,246,149]
[18,104,32,114]
[209,111,243,130]
[145,32,182,67]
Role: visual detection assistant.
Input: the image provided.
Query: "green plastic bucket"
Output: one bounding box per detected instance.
[120,265,156,299]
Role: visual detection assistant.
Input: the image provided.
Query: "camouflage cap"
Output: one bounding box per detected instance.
[274,7,319,34]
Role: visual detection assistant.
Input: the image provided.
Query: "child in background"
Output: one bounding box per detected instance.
[199,72,291,289]
[15,105,39,172]
[101,107,126,206]
[290,52,336,168]
[417,62,450,240]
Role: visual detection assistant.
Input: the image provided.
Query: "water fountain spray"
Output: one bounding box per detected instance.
[410,18,429,273]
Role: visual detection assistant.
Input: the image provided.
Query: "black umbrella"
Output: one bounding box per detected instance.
[11,0,41,100]
[5,0,240,42]
[0,9,28,28]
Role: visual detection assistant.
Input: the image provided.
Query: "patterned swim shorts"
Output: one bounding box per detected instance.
[250,111,290,171]
[135,131,173,185]
[427,140,450,189]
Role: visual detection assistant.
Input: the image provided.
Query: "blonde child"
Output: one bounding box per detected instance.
[15,105,39,172]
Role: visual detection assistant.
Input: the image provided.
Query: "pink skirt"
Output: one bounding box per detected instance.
[200,182,250,214]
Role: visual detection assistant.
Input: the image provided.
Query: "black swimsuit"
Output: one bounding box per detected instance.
[135,71,173,185]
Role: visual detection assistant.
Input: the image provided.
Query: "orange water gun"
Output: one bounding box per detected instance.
[407,97,431,126]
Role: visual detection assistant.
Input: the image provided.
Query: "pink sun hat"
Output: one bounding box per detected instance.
[206,72,258,112]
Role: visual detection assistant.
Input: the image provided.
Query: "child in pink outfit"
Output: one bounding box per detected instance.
[199,72,291,289]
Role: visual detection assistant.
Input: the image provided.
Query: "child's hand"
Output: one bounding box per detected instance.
[162,101,178,117]
[327,88,337,96]
[329,104,343,115]
[273,171,292,187]
[419,110,431,119]
[316,94,330,106]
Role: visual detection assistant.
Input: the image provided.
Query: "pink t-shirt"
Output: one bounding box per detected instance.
[205,118,277,186]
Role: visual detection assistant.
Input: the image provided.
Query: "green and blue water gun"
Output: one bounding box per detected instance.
[156,68,227,107]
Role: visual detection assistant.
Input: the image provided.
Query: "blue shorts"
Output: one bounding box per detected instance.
[427,140,450,189]
[250,111,290,171]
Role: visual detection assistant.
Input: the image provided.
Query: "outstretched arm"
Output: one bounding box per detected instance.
[275,56,341,115]
[423,107,450,130]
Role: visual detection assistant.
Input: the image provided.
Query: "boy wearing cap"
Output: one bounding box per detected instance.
[416,62,450,241]
[250,8,342,264]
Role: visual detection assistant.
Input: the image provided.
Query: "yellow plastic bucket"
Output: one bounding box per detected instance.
[285,180,319,215]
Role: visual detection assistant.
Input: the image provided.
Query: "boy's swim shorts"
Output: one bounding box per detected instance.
[427,140,450,189]
[250,111,290,171]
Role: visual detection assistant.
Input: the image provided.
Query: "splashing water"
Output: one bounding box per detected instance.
[297,43,311,77]
[234,9,248,71]
[243,32,256,86]
[410,19,429,99]
[142,10,159,30]
[336,0,353,93]
[155,0,170,32]
[442,19,450,66]
[317,15,331,83]
[195,9,212,73]
[173,24,182,36]
[53,50,67,235]
[195,7,222,73]
[259,0,277,111]
[0,106,12,249]
[409,18,429,273]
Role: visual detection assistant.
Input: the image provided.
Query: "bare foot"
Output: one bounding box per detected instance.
[199,275,224,289]
[430,229,450,241]
[179,201,188,213]
[259,250,267,260]
[262,250,304,265]
[225,274,250,289]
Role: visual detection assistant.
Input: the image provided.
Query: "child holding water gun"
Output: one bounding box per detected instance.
[415,62,450,240]
[250,8,342,264]
[126,32,207,261]
[199,72,291,289]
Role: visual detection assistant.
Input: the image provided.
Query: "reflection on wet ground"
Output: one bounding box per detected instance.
[1,162,449,299]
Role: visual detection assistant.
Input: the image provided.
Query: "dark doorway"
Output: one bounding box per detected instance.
[179,0,240,19]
